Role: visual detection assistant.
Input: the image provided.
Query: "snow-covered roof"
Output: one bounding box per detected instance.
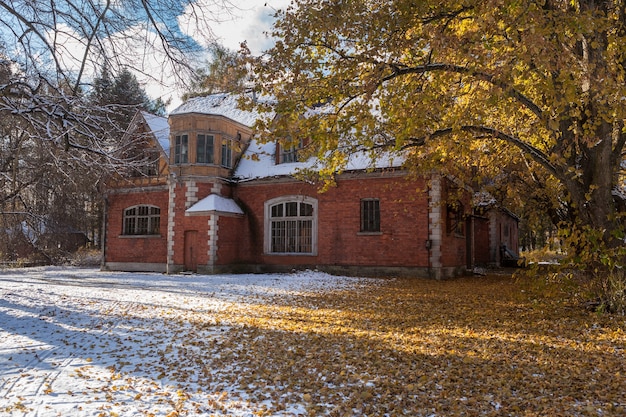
[234,139,404,181]
[234,139,317,180]
[167,92,404,181]
[186,194,244,216]
[169,93,260,127]
[141,112,170,157]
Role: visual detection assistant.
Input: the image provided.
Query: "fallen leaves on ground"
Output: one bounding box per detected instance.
[2,272,625,416]
[187,274,626,416]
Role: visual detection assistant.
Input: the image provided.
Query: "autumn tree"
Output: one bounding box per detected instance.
[184,43,251,100]
[251,1,626,270]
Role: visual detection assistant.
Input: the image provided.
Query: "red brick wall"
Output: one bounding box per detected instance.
[230,173,432,268]
[169,182,213,267]
[215,215,245,265]
[169,181,238,268]
[105,189,169,264]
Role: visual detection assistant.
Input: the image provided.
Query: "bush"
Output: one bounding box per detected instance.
[66,247,102,267]
[593,268,626,315]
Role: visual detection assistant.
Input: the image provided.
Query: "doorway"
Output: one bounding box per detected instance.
[184,230,198,272]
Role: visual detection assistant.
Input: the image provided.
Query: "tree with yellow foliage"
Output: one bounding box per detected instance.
[251,1,626,277]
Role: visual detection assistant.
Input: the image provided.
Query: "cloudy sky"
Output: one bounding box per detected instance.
[151,0,290,110]
[209,0,289,53]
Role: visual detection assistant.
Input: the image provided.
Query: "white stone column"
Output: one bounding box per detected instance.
[166,178,177,274]
[207,214,218,272]
[205,182,222,272]
[185,180,198,209]
[428,175,443,279]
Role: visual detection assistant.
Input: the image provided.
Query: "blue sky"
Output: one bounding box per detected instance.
[155,0,290,110]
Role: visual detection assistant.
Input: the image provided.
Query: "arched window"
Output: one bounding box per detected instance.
[264,196,317,255]
[123,205,161,235]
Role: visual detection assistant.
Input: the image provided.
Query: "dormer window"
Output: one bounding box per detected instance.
[133,149,160,177]
[279,138,304,164]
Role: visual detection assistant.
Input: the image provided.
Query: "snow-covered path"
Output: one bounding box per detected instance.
[0,267,354,416]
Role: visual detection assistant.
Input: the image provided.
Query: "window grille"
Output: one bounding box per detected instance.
[123,205,160,235]
[360,199,380,232]
[269,201,314,253]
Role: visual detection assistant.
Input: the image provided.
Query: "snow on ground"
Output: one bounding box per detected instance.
[0,267,369,416]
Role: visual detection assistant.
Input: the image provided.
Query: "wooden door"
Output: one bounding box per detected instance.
[184,230,198,272]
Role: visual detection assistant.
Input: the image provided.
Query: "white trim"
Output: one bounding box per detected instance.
[166,179,176,273]
[185,180,198,209]
[263,195,318,256]
[428,176,443,270]
[207,215,218,266]
[186,194,244,216]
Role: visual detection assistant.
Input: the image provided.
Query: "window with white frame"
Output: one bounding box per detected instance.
[265,196,317,255]
[174,134,188,164]
[123,205,160,235]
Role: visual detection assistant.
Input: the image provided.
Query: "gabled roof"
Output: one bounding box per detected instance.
[163,92,405,181]
[140,112,170,157]
[473,192,519,220]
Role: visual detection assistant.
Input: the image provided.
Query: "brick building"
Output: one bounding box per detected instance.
[102,93,519,279]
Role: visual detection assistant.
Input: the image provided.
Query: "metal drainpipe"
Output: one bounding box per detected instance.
[100,195,108,270]
[426,181,431,275]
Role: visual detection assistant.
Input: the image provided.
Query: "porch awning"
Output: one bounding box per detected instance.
[186,194,244,216]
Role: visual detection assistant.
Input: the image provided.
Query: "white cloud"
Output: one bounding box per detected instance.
[48,0,290,111]
[157,0,289,110]
[180,0,290,54]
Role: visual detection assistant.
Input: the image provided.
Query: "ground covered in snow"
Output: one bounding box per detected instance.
[0,267,625,416]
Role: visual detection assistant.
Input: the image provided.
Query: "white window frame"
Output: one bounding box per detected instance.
[122,205,161,236]
[174,134,188,164]
[264,196,318,255]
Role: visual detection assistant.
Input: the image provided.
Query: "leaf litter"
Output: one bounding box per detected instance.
[0,267,624,416]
